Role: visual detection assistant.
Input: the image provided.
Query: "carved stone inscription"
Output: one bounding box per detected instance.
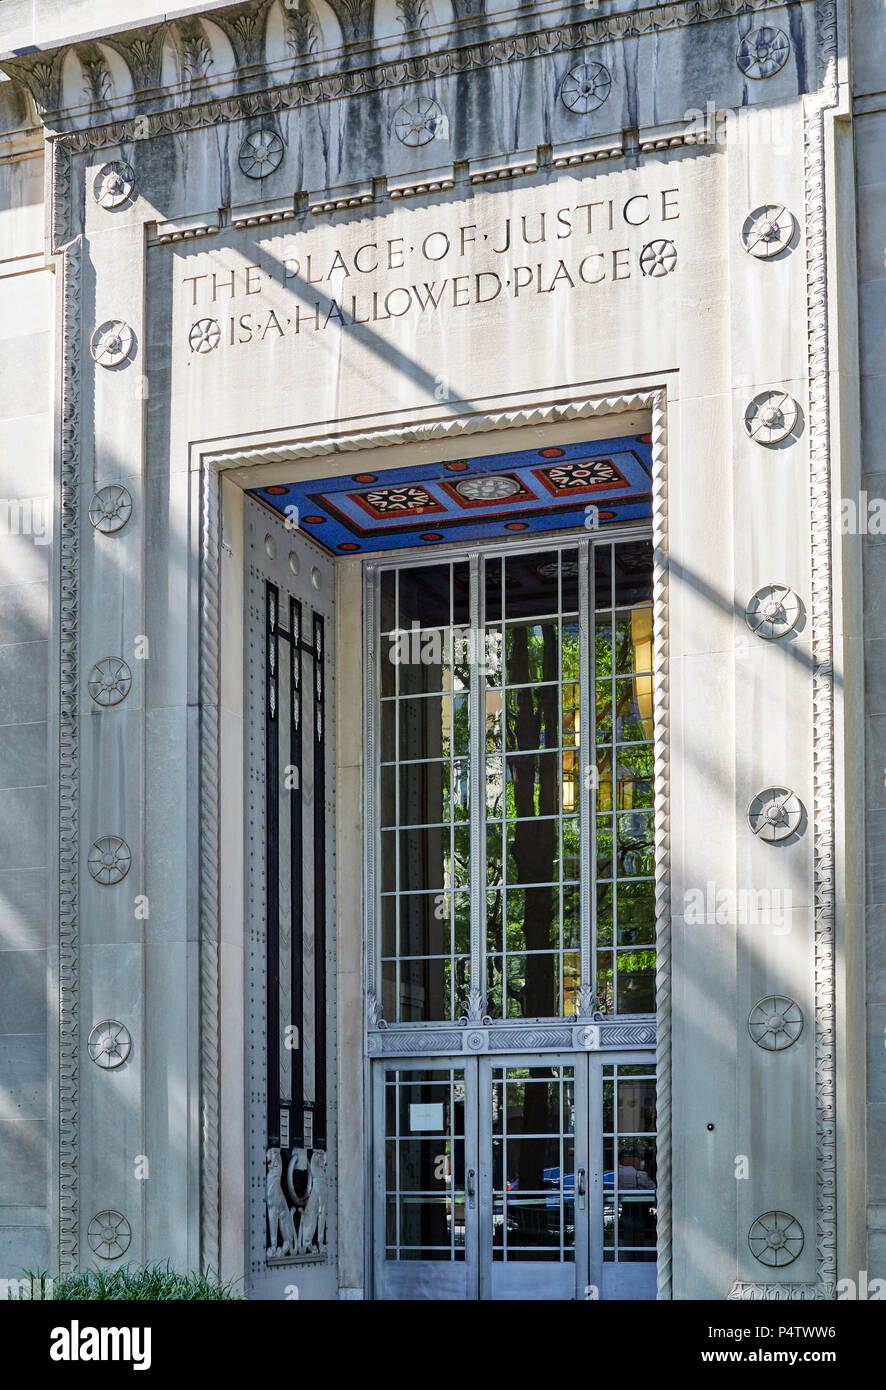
[177,185,680,351]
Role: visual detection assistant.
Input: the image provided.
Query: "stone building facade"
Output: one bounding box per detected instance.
[0,0,880,1299]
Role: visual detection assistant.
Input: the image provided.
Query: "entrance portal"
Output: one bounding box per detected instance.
[248,432,659,1299]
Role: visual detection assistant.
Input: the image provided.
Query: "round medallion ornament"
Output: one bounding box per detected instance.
[88,1020,133,1069]
[454,475,522,502]
[741,204,796,259]
[393,97,446,147]
[560,61,612,114]
[90,320,135,368]
[88,1210,132,1260]
[238,128,285,178]
[748,1211,804,1267]
[640,239,678,277]
[736,26,791,79]
[93,161,136,209]
[89,484,132,535]
[747,787,804,843]
[745,584,801,640]
[465,1029,488,1052]
[744,390,799,445]
[87,657,133,707]
[88,836,132,885]
[189,318,221,354]
[748,996,804,1051]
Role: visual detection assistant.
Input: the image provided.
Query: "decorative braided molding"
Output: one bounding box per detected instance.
[6,0,797,153]
[803,0,839,1297]
[49,141,72,253]
[58,235,82,1273]
[199,461,222,1272]
[651,390,672,1300]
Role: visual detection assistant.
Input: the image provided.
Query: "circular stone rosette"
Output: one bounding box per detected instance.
[393,96,447,146]
[640,239,678,277]
[744,390,799,445]
[736,26,791,80]
[88,836,132,885]
[238,128,284,178]
[88,1020,133,1069]
[88,1210,132,1260]
[90,320,135,368]
[88,484,132,535]
[93,160,136,209]
[87,656,133,707]
[560,61,612,114]
[747,787,804,843]
[741,204,796,259]
[745,584,801,640]
[189,318,221,354]
[747,996,804,1051]
[748,1211,804,1267]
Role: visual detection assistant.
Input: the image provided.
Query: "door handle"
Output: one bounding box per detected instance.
[578,1168,586,1211]
[467,1168,476,1209]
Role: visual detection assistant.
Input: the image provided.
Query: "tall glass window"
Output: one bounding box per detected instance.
[375,536,655,1024]
[484,550,580,1019]
[593,541,656,1014]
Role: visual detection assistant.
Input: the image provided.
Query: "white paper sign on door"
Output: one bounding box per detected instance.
[409,1102,444,1132]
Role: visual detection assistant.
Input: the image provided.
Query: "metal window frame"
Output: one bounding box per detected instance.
[364,523,655,1035]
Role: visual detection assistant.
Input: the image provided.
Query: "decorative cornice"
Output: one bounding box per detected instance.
[203,392,660,471]
[58,235,82,1274]
[5,0,800,152]
[366,1019,657,1055]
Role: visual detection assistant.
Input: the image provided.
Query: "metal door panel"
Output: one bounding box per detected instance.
[479,1054,585,1302]
[373,1058,479,1301]
[601,1263,658,1299]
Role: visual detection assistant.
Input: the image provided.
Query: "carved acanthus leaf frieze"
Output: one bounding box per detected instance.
[285,1,321,59]
[4,0,797,138]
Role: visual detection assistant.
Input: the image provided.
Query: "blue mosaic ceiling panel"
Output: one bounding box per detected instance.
[249,433,652,554]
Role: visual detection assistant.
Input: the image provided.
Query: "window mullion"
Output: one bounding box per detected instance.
[578,538,596,1017]
[467,551,486,1022]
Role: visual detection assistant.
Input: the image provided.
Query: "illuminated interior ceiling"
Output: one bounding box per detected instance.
[249,433,653,554]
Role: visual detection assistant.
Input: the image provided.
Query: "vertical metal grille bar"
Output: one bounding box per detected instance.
[313,611,327,1147]
[578,539,595,1014]
[290,597,304,1139]
[265,582,281,1146]
[468,552,486,1020]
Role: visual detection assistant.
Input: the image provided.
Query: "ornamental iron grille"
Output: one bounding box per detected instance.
[265,582,328,1159]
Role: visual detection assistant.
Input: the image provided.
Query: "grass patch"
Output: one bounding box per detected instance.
[13,1264,245,1300]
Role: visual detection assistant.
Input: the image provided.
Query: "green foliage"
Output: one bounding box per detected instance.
[19,1263,245,1301]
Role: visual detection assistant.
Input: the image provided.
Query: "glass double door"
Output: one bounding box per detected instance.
[373,1053,657,1301]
